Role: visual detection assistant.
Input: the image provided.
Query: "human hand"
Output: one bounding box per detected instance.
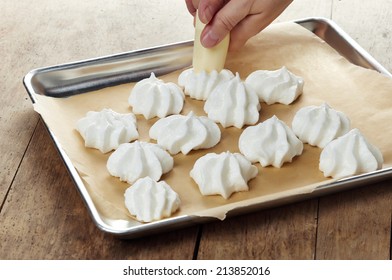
[185,0,293,51]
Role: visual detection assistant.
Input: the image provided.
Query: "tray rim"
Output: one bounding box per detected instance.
[23,17,392,239]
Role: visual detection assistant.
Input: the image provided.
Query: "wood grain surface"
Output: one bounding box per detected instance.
[0,0,391,260]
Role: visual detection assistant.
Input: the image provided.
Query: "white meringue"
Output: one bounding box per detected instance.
[107,141,173,184]
[190,151,258,199]
[239,115,303,168]
[204,73,261,129]
[128,72,185,119]
[292,103,351,148]
[149,111,221,155]
[76,108,138,153]
[319,128,383,179]
[124,177,181,222]
[245,66,304,105]
[178,68,234,100]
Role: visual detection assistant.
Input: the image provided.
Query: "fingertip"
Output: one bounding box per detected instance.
[185,0,197,16]
[198,5,213,24]
[201,28,220,48]
[198,0,225,24]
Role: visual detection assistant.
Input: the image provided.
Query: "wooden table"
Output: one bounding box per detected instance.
[1,0,391,259]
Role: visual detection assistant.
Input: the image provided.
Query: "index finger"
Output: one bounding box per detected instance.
[198,0,226,24]
[201,0,252,48]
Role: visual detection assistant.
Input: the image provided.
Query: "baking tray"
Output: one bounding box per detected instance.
[23,17,392,238]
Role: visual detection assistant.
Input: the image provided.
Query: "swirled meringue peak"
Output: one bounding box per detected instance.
[124,177,180,222]
[204,73,261,128]
[128,72,185,119]
[292,103,351,148]
[239,115,303,168]
[190,151,258,199]
[319,129,383,179]
[245,66,304,105]
[107,141,173,184]
[149,111,221,155]
[76,108,138,153]
[178,68,234,100]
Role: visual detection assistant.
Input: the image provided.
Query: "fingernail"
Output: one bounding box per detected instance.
[201,30,220,48]
[199,7,212,24]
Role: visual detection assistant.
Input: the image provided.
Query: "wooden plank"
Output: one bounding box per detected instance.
[316,181,392,259]
[198,201,318,259]
[197,0,333,260]
[0,2,41,202]
[314,0,392,260]
[0,119,198,259]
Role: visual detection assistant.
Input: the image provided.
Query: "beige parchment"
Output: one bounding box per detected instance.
[32,22,392,222]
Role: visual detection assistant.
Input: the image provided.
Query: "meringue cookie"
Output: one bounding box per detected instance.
[190,151,258,199]
[128,72,184,119]
[149,111,221,155]
[292,103,351,148]
[245,66,304,105]
[204,73,261,128]
[239,115,303,168]
[178,68,234,100]
[124,177,180,222]
[319,128,383,179]
[107,141,173,184]
[76,108,138,153]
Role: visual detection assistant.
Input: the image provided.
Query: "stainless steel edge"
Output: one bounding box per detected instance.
[295,17,392,78]
[23,41,193,100]
[23,17,392,238]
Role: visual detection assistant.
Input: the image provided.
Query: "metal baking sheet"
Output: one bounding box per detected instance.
[23,18,392,238]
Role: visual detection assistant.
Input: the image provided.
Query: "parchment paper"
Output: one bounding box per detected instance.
[32,22,392,222]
